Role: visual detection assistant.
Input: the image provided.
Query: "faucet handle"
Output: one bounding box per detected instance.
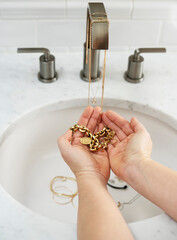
[17,47,58,83]
[124,47,166,83]
[17,48,51,61]
[133,48,166,61]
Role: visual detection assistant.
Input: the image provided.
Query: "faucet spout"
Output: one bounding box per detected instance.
[80,2,109,82]
[86,2,109,50]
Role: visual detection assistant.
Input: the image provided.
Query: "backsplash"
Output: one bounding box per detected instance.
[0,0,177,52]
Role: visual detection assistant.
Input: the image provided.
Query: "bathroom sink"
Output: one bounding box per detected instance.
[0,98,177,224]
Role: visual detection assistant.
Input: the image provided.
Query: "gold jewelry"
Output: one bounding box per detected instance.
[101,50,107,111]
[117,194,141,210]
[90,77,102,106]
[50,176,78,198]
[86,12,109,111]
[70,125,115,152]
[52,186,74,205]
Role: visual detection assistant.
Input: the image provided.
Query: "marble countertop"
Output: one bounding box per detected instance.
[0,51,177,239]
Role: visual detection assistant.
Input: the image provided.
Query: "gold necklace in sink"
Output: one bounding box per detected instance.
[117,193,141,210]
[50,176,78,206]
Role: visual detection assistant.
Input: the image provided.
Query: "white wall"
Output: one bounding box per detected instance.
[0,0,177,52]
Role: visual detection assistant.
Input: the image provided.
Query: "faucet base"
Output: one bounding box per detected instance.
[38,72,58,83]
[80,70,102,82]
[124,71,144,83]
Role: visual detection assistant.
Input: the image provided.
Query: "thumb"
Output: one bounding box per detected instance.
[130,117,146,133]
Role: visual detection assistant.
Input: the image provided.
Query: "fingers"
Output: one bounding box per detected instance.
[74,106,94,138]
[97,122,109,154]
[57,134,71,157]
[98,122,105,150]
[96,122,118,153]
[62,129,72,141]
[78,105,94,125]
[111,135,120,145]
[87,106,102,133]
[102,113,127,141]
[130,117,146,133]
[105,111,133,135]
[107,143,114,152]
[94,112,102,134]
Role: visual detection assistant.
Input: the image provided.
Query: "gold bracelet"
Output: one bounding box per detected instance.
[50,176,78,198]
[52,186,75,205]
[70,124,115,152]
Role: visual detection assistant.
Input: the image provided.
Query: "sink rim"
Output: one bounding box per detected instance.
[0,97,176,226]
[1,97,177,145]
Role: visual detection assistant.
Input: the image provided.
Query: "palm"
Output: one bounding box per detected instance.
[58,106,110,182]
[71,140,110,181]
[102,111,134,178]
[102,110,152,179]
[107,133,135,178]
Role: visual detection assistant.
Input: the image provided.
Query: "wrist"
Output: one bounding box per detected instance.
[123,155,151,183]
[75,172,108,190]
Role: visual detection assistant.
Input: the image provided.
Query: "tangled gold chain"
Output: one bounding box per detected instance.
[70,125,115,152]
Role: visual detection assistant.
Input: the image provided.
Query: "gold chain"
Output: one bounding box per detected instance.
[50,176,78,198]
[70,125,115,152]
[88,18,92,106]
[86,14,109,111]
[101,49,107,110]
[50,176,78,206]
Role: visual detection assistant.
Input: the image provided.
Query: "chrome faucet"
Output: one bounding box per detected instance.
[17,48,58,83]
[80,2,109,82]
[124,48,166,83]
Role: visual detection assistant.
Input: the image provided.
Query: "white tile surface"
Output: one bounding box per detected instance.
[0,18,173,49]
[105,0,132,19]
[110,20,162,47]
[160,21,177,45]
[0,1,66,19]
[67,1,87,19]
[37,20,85,47]
[0,1,177,49]
[0,47,7,53]
[162,46,177,52]
[37,19,162,48]
[0,20,36,47]
[133,0,177,20]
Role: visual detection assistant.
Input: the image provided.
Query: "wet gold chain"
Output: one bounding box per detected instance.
[70,125,115,152]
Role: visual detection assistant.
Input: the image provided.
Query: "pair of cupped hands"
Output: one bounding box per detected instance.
[58,106,152,185]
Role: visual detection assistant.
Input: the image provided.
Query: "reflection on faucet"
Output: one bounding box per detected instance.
[86,2,109,50]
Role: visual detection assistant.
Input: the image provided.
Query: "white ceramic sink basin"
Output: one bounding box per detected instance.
[0,99,177,224]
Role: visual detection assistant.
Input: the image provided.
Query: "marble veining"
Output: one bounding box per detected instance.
[0,52,177,239]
